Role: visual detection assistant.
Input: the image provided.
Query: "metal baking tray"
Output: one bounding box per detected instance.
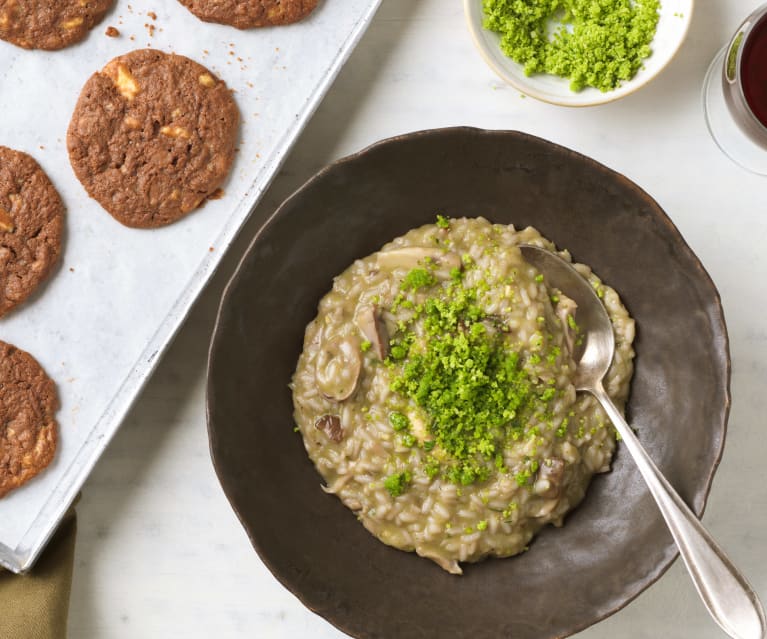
[0,0,382,573]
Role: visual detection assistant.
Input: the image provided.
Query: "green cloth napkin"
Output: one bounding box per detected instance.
[0,509,77,639]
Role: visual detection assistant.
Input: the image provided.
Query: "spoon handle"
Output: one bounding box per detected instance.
[592,383,766,639]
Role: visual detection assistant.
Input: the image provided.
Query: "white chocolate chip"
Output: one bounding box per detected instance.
[124,116,141,130]
[0,0,17,27]
[61,17,84,29]
[105,63,140,101]
[160,125,191,139]
[0,207,15,233]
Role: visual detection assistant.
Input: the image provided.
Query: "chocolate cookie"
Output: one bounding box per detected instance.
[177,0,318,29]
[0,341,58,499]
[0,0,113,50]
[67,49,239,229]
[0,146,64,318]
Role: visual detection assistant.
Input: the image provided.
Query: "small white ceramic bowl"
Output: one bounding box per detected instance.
[464,0,694,107]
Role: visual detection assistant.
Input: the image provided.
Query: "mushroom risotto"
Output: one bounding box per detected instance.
[291,217,635,574]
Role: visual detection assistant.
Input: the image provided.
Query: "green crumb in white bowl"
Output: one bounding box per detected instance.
[482,0,661,92]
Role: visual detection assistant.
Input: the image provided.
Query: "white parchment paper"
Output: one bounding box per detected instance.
[0,0,381,571]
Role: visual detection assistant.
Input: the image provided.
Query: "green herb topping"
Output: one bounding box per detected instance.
[389,411,411,431]
[384,471,412,497]
[482,0,661,92]
[402,268,436,292]
[385,266,560,486]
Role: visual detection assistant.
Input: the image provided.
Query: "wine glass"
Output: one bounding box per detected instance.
[703,3,767,175]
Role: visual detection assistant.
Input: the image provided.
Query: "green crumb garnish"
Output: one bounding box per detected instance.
[502,502,518,519]
[482,0,661,92]
[388,277,548,486]
[389,343,408,361]
[477,520,488,531]
[591,280,605,299]
[514,469,532,486]
[360,340,372,352]
[424,457,440,478]
[534,274,544,283]
[402,268,436,292]
[401,433,417,447]
[384,471,412,497]
[436,214,451,229]
[389,411,411,431]
[539,387,556,402]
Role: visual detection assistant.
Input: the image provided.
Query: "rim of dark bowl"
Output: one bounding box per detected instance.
[206,126,731,639]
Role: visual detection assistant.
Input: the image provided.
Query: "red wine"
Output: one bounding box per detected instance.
[742,15,767,128]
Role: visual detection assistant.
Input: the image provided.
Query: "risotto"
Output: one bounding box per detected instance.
[291,217,635,574]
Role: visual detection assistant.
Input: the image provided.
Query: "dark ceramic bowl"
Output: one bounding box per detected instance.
[207,128,729,639]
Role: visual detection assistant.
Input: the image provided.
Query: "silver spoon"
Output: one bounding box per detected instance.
[520,244,766,639]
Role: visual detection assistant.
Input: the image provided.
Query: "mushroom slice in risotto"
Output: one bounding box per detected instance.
[535,458,566,499]
[315,414,344,443]
[315,336,361,401]
[354,304,389,360]
[376,247,461,279]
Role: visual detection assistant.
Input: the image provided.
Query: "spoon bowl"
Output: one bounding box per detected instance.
[520,244,766,639]
[518,245,614,390]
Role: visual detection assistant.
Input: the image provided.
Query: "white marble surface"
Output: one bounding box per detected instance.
[68,1,767,637]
